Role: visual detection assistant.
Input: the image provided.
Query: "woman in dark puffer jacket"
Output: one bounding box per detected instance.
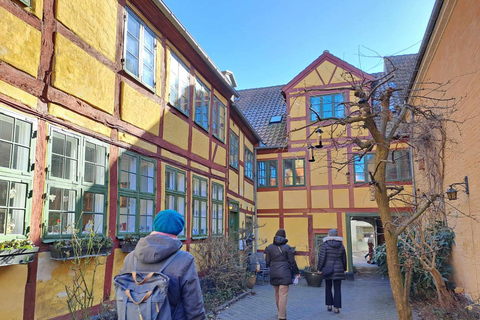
[317,228,347,314]
[265,229,300,320]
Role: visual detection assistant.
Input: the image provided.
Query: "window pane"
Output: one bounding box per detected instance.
[201,180,207,197]
[95,165,105,185]
[0,208,4,234]
[14,120,31,146]
[66,136,78,158]
[85,142,95,162]
[295,160,305,185]
[217,185,223,200]
[0,114,14,141]
[129,173,136,190]
[193,178,200,196]
[177,172,185,192]
[96,146,106,166]
[127,14,140,39]
[83,192,94,212]
[126,53,139,77]
[0,141,12,168]
[65,158,77,180]
[0,180,8,206]
[177,196,185,215]
[84,163,94,183]
[126,33,139,57]
[143,66,154,88]
[52,133,65,155]
[284,160,293,186]
[166,170,175,190]
[144,30,154,51]
[270,162,277,186]
[166,195,175,210]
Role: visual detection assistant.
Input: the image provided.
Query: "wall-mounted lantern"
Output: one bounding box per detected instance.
[446,176,469,201]
[308,145,315,162]
[315,129,324,149]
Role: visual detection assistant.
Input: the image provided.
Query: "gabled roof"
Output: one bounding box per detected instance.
[373,54,418,107]
[282,51,375,93]
[235,85,287,147]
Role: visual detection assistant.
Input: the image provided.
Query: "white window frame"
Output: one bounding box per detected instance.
[124,7,157,90]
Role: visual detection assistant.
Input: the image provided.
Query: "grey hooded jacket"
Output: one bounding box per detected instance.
[317,236,347,280]
[120,234,206,320]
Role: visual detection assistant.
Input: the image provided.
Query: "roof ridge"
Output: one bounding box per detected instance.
[237,84,286,92]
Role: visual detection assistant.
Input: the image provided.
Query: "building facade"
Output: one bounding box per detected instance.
[236,52,415,272]
[0,0,259,318]
[410,0,480,301]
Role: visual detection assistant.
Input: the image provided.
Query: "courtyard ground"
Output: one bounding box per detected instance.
[215,261,415,320]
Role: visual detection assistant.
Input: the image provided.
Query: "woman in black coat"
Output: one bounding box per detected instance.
[317,228,347,314]
[265,228,300,320]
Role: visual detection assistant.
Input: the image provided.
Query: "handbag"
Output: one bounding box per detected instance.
[321,248,339,278]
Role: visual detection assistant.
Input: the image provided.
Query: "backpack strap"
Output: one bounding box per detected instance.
[131,251,180,285]
[159,250,180,273]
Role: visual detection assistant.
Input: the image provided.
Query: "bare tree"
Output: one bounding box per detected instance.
[288,61,463,320]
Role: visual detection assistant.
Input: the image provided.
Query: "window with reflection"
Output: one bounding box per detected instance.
[169,53,190,115]
[0,109,35,240]
[194,79,210,131]
[257,160,278,187]
[283,159,305,186]
[354,151,412,183]
[165,166,186,237]
[310,93,344,121]
[118,152,155,235]
[211,183,224,235]
[45,128,108,239]
[192,176,208,237]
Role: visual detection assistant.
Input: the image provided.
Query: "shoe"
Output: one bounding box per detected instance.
[327,306,332,311]
[334,308,340,314]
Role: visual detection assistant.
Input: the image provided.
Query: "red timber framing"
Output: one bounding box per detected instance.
[0,0,259,318]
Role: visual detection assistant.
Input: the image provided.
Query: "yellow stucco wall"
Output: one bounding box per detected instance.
[0,80,38,109]
[213,145,226,166]
[284,216,308,249]
[118,132,157,154]
[49,103,112,137]
[110,249,128,300]
[161,149,188,165]
[354,187,375,208]
[310,155,329,185]
[257,217,279,250]
[35,252,106,320]
[289,120,306,141]
[121,82,161,135]
[191,128,210,160]
[190,161,209,173]
[258,191,279,210]
[283,190,307,209]
[53,34,116,114]
[0,264,27,319]
[56,0,118,61]
[312,212,337,229]
[162,111,189,150]
[332,189,349,207]
[244,182,254,203]
[311,189,329,208]
[0,6,41,77]
[289,96,306,118]
[228,169,238,194]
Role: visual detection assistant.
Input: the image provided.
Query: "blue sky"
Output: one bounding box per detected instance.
[162,0,435,90]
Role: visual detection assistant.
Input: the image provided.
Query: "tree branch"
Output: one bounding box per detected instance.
[395,194,441,236]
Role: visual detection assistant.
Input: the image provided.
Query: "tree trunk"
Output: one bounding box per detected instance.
[430,267,454,307]
[374,145,413,320]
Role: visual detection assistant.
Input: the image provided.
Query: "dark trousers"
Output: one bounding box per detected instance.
[325,279,342,308]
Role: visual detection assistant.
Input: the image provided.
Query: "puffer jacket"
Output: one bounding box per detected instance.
[265,236,300,285]
[120,234,206,320]
[317,236,347,280]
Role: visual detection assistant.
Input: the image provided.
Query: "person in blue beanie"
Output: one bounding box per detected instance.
[120,210,206,320]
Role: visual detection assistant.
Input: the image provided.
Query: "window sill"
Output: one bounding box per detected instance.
[191,235,208,240]
[194,121,209,134]
[121,69,156,94]
[212,135,225,144]
[229,165,239,173]
[167,102,190,118]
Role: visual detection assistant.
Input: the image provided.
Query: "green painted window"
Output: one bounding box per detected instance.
[169,53,190,115]
[229,131,239,169]
[354,150,412,183]
[283,159,305,186]
[257,160,277,187]
[44,128,108,239]
[192,175,208,237]
[310,93,344,121]
[0,109,35,240]
[124,8,156,89]
[194,79,210,131]
[18,0,31,7]
[212,97,226,142]
[165,166,186,237]
[245,148,254,180]
[118,152,155,235]
[211,183,224,235]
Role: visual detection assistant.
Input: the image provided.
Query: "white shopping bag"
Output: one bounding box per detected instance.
[293,275,299,285]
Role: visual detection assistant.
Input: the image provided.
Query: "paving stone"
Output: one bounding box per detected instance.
[215,272,418,320]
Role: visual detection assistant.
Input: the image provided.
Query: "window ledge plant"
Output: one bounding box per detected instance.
[49,234,114,260]
[0,239,39,266]
[119,234,141,253]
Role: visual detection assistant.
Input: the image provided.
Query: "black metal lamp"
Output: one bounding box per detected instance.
[308,145,315,162]
[446,176,469,201]
[315,129,323,149]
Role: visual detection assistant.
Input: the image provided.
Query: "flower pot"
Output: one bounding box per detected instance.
[120,241,137,253]
[49,245,113,260]
[245,275,256,289]
[304,270,323,287]
[0,247,39,266]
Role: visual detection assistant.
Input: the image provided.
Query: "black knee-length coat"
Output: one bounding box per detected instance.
[265,236,300,285]
[317,236,347,280]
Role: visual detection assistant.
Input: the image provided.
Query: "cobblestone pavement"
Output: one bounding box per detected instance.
[215,271,411,320]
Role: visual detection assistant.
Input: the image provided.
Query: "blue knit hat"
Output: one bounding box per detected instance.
[153,210,185,235]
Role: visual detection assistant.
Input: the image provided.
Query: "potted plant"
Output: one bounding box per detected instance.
[120,234,141,253]
[303,244,323,287]
[245,271,257,289]
[0,239,39,267]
